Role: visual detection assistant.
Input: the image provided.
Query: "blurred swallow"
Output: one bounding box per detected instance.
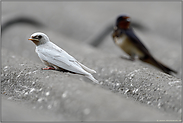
[28,32,98,83]
[112,14,177,75]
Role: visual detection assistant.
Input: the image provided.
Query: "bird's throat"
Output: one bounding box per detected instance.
[32,40,39,46]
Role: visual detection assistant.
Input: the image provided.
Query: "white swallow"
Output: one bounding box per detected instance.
[28,32,98,83]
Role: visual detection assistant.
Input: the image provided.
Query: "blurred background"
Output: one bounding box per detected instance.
[1,1,182,121]
[2,1,181,78]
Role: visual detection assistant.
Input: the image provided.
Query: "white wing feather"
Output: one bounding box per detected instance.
[76,61,96,73]
[36,42,93,75]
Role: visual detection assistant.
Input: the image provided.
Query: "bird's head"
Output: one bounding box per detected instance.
[115,14,131,29]
[28,32,50,46]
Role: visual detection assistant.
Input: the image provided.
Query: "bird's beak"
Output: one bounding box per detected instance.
[126,18,130,22]
[28,38,39,42]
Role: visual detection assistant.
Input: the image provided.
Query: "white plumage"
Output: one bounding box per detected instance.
[29,32,98,83]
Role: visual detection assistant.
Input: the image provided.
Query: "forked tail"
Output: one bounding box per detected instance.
[140,55,177,75]
[85,74,99,84]
[77,61,96,74]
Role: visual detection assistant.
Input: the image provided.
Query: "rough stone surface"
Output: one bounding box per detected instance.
[1,49,181,121]
[1,1,182,122]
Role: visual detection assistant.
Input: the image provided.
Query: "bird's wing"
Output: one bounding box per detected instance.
[124,28,151,55]
[37,45,89,75]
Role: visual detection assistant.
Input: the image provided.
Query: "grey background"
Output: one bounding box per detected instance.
[1,1,182,122]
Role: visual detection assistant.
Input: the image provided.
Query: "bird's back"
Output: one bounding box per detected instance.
[36,42,91,76]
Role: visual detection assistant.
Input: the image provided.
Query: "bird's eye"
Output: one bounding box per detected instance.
[38,35,42,39]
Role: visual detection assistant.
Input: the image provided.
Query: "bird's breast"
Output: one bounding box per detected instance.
[115,34,144,57]
[115,34,128,45]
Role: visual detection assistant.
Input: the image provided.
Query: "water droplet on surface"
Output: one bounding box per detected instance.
[8,97,13,100]
[129,74,134,80]
[176,85,182,89]
[62,91,68,98]
[3,66,9,71]
[147,101,151,105]
[45,91,50,96]
[158,102,163,108]
[32,106,36,109]
[126,69,141,81]
[32,70,37,74]
[178,109,182,113]
[101,68,105,72]
[22,85,28,89]
[30,88,35,93]
[116,83,120,87]
[37,98,46,103]
[48,104,52,109]
[16,74,21,78]
[19,63,24,66]
[32,82,36,85]
[99,81,103,85]
[38,88,43,92]
[105,79,109,83]
[26,72,32,75]
[124,88,130,94]
[168,81,181,86]
[83,108,90,115]
[53,101,58,107]
[132,88,138,94]
[24,92,28,96]
[39,106,43,109]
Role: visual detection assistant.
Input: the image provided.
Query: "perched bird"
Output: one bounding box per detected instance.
[112,15,177,75]
[28,32,98,83]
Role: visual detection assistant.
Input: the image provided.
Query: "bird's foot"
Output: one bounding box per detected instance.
[120,56,135,61]
[42,67,55,70]
[129,57,135,61]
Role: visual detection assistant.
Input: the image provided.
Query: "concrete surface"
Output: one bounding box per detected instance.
[1,1,182,122]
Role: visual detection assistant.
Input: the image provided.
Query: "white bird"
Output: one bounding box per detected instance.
[28,32,98,83]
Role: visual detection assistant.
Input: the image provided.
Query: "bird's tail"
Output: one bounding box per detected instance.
[85,74,99,84]
[77,61,96,74]
[140,55,177,75]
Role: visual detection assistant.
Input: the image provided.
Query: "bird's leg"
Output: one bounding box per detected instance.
[42,67,55,70]
[129,57,135,61]
[129,53,137,61]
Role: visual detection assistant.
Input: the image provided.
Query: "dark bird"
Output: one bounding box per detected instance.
[112,14,177,75]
